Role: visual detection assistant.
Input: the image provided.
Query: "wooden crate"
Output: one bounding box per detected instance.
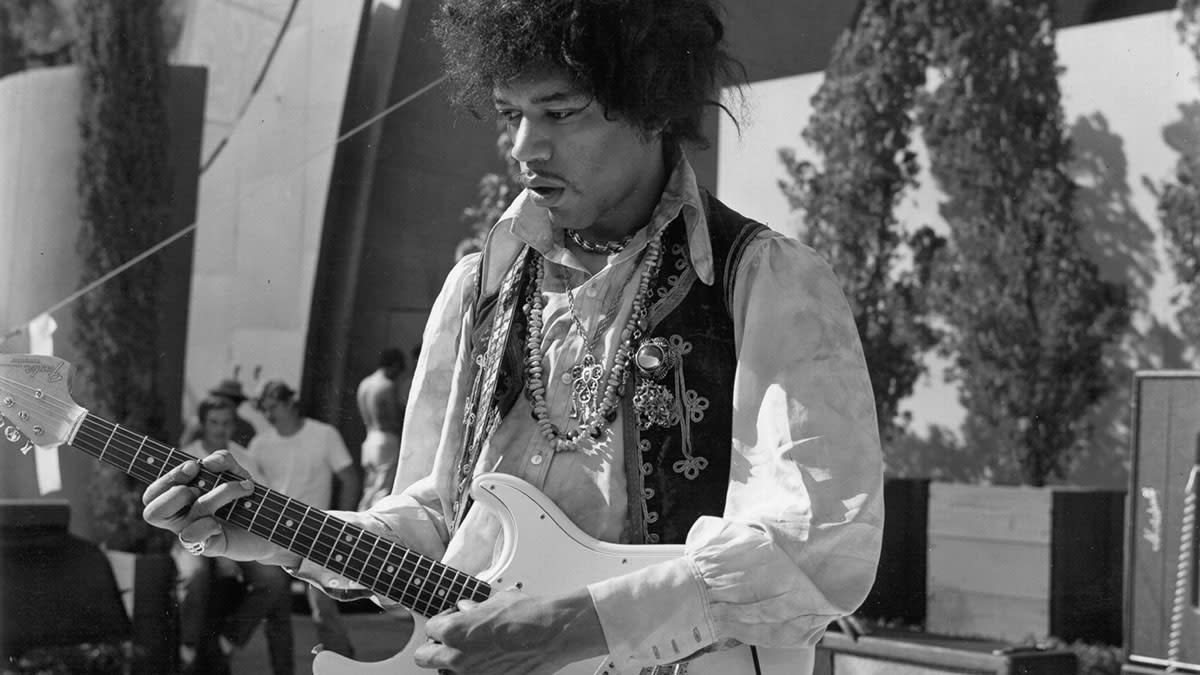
[857,478,929,625]
[927,482,1123,643]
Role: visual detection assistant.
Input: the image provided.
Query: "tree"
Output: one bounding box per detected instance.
[918,0,1129,486]
[1150,0,1200,344]
[456,121,521,260]
[779,0,944,446]
[74,0,174,551]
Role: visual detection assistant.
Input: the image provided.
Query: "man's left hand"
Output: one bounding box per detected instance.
[413,588,608,674]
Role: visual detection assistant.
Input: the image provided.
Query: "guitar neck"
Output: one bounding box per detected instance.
[70,412,490,617]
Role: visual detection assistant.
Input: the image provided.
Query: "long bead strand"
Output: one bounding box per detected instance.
[524,237,663,452]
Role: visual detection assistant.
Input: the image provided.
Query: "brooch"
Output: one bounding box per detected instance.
[633,337,678,381]
[632,338,680,430]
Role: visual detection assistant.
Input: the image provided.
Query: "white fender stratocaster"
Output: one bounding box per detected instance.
[0,355,810,674]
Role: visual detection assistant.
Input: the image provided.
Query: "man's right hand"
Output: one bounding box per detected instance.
[142,450,296,566]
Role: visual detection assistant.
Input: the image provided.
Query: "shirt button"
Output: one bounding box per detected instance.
[531,454,543,465]
[561,372,573,385]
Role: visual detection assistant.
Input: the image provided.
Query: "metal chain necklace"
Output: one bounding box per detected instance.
[556,265,632,421]
[566,228,634,255]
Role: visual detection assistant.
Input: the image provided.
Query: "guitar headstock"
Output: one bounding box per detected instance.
[0,354,85,452]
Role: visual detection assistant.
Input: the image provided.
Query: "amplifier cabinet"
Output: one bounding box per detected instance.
[815,629,1076,674]
[1126,372,1200,673]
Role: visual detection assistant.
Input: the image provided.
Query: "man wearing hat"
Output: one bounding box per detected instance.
[178,378,257,449]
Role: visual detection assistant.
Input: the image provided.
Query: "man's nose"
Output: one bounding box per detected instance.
[510,117,551,164]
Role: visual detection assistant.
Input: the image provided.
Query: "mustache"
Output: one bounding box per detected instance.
[521,169,568,187]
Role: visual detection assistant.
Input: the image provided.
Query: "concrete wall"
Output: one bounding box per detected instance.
[176,0,362,420]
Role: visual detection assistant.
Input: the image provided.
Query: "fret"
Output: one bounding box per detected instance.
[329,519,353,574]
[126,435,147,474]
[157,447,177,479]
[430,562,453,613]
[362,533,382,588]
[316,511,339,567]
[98,423,117,462]
[383,542,405,601]
[243,487,266,534]
[265,493,288,544]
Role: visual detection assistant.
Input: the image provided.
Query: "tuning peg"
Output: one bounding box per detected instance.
[5,426,20,443]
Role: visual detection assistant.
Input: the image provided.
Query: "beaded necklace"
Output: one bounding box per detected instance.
[566,228,634,255]
[524,237,664,452]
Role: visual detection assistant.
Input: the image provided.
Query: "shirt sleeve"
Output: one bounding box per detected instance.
[587,231,885,667]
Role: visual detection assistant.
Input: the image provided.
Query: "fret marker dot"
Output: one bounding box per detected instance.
[146,457,155,465]
[437,589,446,597]
[414,579,422,586]
[198,480,207,488]
[344,534,354,542]
[334,554,344,562]
[285,519,294,528]
[386,565,395,573]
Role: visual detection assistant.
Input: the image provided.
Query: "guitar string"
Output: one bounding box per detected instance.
[73,414,482,614]
[0,373,488,614]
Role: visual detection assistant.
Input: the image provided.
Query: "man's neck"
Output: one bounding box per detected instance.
[577,141,672,243]
[273,416,304,437]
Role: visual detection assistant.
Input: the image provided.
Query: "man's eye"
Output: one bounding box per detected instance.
[547,110,575,120]
[497,110,521,122]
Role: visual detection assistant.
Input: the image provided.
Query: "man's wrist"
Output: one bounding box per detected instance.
[544,589,610,663]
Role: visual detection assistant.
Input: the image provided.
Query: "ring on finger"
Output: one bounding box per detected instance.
[179,532,208,556]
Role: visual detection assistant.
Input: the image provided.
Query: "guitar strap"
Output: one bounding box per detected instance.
[450,246,535,535]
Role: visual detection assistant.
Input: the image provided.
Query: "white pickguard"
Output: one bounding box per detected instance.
[311,473,812,675]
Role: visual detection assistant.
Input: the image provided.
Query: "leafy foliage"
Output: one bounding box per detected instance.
[918,0,1129,486]
[1150,2,1200,345]
[73,0,174,552]
[779,0,945,445]
[0,0,76,77]
[456,121,521,260]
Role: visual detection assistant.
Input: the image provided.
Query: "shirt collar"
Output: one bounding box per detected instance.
[479,151,714,296]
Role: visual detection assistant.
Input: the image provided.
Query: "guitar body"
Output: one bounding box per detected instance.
[312,473,811,675]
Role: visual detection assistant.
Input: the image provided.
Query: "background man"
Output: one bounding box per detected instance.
[178,378,257,449]
[355,347,408,510]
[245,380,361,661]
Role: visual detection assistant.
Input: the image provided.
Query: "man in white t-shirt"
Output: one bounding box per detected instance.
[248,380,361,660]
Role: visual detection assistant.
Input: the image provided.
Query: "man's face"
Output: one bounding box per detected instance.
[258,395,292,428]
[201,408,235,449]
[493,71,664,233]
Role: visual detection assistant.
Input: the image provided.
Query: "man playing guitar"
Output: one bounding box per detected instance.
[141,1,884,672]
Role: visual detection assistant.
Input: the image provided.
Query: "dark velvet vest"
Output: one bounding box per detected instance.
[459,192,766,545]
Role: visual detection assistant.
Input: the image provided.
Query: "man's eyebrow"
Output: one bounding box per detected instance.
[493,91,588,106]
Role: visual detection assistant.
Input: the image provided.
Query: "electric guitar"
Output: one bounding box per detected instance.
[0,354,810,674]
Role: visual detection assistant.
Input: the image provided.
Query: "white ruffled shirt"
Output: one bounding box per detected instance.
[293,154,883,671]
